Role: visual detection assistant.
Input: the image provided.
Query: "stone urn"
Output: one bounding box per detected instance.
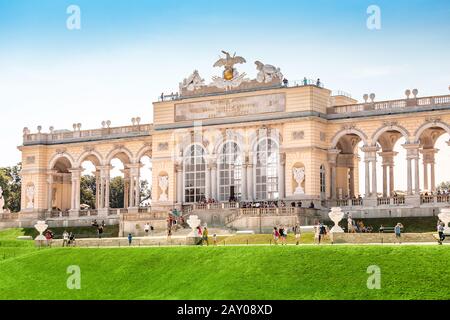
[438,208,450,234]
[34,221,48,241]
[328,207,344,233]
[186,215,202,245]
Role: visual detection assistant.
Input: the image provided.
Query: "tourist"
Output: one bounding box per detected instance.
[394,223,404,244]
[202,227,209,246]
[309,201,315,209]
[167,227,172,242]
[62,230,69,247]
[278,227,285,245]
[379,225,385,233]
[318,222,326,244]
[150,225,154,236]
[45,230,53,247]
[68,232,75,247]
[303,77,308,85]
[316,78,321,86]
[144,223,150,236]
[273,227,280,245]
[128,233,133,246]
[280,227,287,245]
[438,222,445,245]
[294,225,301,245]
[98,225,104,239]
[213,233,217,246]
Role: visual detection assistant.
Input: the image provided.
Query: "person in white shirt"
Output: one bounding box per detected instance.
[62,230,69,247]
[144,223,150,237]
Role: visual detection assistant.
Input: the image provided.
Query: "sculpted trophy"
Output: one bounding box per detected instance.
[159,176,169,202]
[293,167,305,195]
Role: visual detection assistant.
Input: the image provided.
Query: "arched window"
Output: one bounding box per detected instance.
[255,138,279,200]
[320,165,326,196]
[218,142,242,202]
[184,145,206,203]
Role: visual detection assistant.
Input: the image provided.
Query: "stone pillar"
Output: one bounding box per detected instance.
[247,160,254,201]
[278,153,286,199]
[371,158,377,198]
[46,172,55,211]
[69,168,82,211]
[361,146,379,198]
[389,165,395,196]
[348,167,355,197]
[364,160,370,198]
[205,162,212,200]
[104,173,110,209]
[95,170,101,209]
[211,163,217,201]
[423,162,429,191]
[382,165,388,197]
[241,163,248,201]
[176,163,183,204]
[97,165,111,209]
[430,162,436,192]
[404,144,420,196]
[127,163,141,208]
[327,149,340,200]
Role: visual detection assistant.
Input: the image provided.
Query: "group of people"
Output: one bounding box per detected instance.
[91,219,106,239]
[347,216,374,233]
[195,225,217,246]
[272,224,303,245]
[62,230,76,247]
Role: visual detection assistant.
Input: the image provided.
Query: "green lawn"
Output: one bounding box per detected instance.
[0,244,449,300]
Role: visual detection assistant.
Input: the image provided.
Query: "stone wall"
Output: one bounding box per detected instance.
[331,232,437,244]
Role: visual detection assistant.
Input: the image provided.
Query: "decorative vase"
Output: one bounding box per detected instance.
[328,207,344,233]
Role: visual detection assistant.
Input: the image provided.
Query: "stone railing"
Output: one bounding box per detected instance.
[0,212,19,221]
[122,211,168,221]
[421,195,450,205]
[185,202,240,211]
[79,209,98,217]
[23,123,153,145]
[327,94,450,115]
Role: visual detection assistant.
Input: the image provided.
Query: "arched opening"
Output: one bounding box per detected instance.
[108,151,132,209]
[418,126,450,195]
[78,153,102,212]
[218,141,242,202]
[138,155,152,207]
[184,144,207,203]
[49,157,73,215]
[255,138,279,200]
[334,134,361,199]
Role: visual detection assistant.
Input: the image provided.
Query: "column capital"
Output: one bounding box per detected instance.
[327,148,341,164]
[421,148,438,163]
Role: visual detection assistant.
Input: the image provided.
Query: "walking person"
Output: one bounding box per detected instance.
[62,230,69,247]
[128,233,133,246]
[438,222,446,245]
[202,227,209,246]
[98,225,104,239]
[167,227,172,242]
[273,227,280,245]
[213,233,217,246]
[294,225,301,245]
[394,223,404,244]
[318,222,326,244]
[144,223,150,237]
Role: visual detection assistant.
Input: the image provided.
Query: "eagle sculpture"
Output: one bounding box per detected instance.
[213,51,246,69]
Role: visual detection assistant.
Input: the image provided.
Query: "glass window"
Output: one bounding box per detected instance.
[184,145,206,203]
[218,142,242,202]
[255,138,279,200]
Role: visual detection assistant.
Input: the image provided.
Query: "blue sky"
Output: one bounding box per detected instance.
[0,0,449,171]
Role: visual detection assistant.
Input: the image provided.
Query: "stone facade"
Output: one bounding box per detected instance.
[8,57,450,231]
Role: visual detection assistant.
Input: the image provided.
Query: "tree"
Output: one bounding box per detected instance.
[437,181,450,192]
[109,176,124,209]
[80,175,96,209]
[0,163,22,212]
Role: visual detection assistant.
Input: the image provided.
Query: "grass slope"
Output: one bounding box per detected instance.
[0,245,449,300]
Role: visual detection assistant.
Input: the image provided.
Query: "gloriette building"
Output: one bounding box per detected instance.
[4,51,450,233]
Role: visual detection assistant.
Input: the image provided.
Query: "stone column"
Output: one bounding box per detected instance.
[95,170,101,209]
[211,163,217,201]
[278,153,286,199]
[247,155,254,201]
[430,162,436,192]
[69,168,82,211]
[176,163,183,204]
[241,163,248,201]
[404,144,420,196]
[361,146,379,198]
[389,165,395,196]
[104,173,110,209]
[327,149,340,200]
[46,172,55,211]
[382,165,388,197]
[122,169,130,209]
[349,167,355,197]
[205,162,212,200]
[423,162,429,191]
[127,163,141,208]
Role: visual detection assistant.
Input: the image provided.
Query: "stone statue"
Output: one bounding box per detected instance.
[255,61,283,84]
[0,186,4,213]
[293,167,305,195]
[180,70,205,92]
[212,50,248,90]
[26,184,35,209]
[329,207,345,233]
[159,176,169,202]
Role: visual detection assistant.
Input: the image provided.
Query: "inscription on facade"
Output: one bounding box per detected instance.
[175,93,286,122]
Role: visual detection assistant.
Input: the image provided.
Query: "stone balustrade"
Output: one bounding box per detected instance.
[23,124,153,145]
[327,94,450,115]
